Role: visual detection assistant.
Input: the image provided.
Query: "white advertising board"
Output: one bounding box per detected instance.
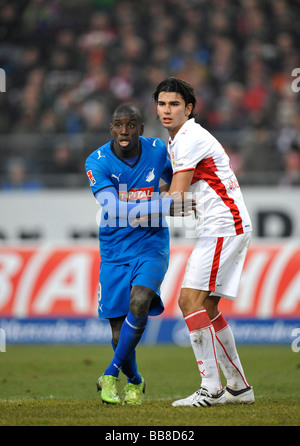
[0,187,299,241]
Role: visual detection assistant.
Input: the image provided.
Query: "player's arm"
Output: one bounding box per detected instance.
[167,169,196,216]
[168,169,195,196]
[159,180,170,194]
[96,186,194,220]
[95,186,174,219]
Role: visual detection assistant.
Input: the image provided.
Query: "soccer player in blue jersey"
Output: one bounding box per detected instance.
[85,104,192,405]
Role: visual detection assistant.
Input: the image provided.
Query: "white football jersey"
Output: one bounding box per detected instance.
[168,118,252,237]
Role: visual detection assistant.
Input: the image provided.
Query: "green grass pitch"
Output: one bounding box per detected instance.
[0,344,299,426]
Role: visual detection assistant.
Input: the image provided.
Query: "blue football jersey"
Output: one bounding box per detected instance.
[85,136,172,264]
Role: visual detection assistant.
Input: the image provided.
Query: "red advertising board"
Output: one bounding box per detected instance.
[0,243,299,319]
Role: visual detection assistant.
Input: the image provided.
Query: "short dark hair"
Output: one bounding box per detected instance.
[153,77,196,119]
[112,104,143,124]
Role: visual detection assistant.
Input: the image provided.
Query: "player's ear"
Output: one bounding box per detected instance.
[139,123,144,136]
[109,123,113,136]
[185,103,193,118]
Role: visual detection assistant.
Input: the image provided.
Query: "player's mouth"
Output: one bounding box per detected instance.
[162,117,172,124]
[119,139,130,147]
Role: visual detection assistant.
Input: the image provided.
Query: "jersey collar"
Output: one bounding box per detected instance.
[168,118,195,146]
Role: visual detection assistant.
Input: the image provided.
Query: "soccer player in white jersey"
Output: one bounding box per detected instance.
[153,77,255,407]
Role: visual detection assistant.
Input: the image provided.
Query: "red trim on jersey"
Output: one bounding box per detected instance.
[191,157,244,235]
[209,237,223,291]
[173,168,195,175]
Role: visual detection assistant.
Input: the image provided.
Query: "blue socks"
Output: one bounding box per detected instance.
[111,342,141,385]
[104,311,147,383]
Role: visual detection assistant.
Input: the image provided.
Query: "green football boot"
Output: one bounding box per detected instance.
[96,374,121,404]
[122,377,146,405]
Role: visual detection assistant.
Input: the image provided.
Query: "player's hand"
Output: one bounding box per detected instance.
[169,192,196,217]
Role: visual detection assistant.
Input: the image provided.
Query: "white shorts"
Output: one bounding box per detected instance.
[182,232,252,301]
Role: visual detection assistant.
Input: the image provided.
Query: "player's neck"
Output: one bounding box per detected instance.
[113,143,141,159]
[168,117,190,140]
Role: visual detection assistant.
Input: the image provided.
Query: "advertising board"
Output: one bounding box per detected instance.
[0,242,299,344]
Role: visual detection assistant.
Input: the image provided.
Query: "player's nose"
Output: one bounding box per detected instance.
[120,124,129,134]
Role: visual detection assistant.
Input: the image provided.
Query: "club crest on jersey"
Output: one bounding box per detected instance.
[144,167,155,182]
[86,169,96,186]
[171,152,175,167]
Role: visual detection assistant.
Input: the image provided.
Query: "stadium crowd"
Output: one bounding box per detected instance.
[0,0,300,188]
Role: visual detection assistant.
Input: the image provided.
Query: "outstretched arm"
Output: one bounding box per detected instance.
[95,186,173,219]
[95,186,194,222]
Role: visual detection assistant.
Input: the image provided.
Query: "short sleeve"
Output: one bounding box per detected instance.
[172,131,211,174]
[85,152,113,196]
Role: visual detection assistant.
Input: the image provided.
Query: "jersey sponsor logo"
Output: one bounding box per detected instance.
[86,170,96,186]
[118,186,154,201]
[228,178,240,190]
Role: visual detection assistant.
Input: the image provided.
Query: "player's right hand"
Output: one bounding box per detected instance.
[169,192,196,217]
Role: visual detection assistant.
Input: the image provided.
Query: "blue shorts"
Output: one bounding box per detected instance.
[98,251,169,319]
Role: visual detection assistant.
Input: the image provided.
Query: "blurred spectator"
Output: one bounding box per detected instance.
[281,144,300,185]
[277,113,300,185]
[241,122,283,176]
[226,145,244,177]
[208,81,247,130]
[277,113,300,155]
[46,140,81,175]
[1,156,43,191]
[0,0,299,187]
[81,99,109,131]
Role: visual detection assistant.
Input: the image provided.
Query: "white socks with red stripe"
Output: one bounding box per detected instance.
[211,312,249,391]
[185,309,222,395]
[185,310,249,393]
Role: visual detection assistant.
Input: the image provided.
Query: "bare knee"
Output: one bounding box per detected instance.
[178,289,190,315]
[178,288,210,316]
[130,285,155,318]
[203,295,221,319]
